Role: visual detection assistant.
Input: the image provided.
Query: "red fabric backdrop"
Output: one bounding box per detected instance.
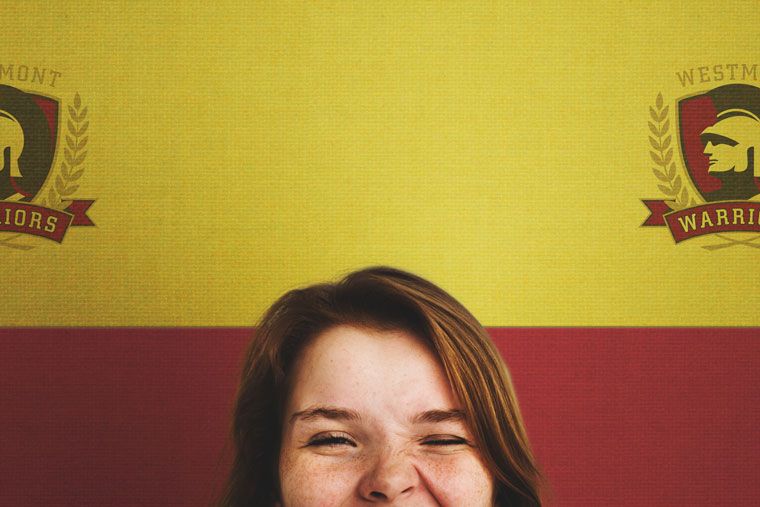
[1,328,758,506]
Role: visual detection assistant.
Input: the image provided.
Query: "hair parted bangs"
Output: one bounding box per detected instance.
[221,266,542,506]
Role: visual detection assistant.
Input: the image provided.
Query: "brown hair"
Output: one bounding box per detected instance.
[221,266,542,506]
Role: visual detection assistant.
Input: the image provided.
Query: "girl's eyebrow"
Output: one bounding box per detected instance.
[289,406,362,425]
[412,409,465,424]
[288,407,464,425]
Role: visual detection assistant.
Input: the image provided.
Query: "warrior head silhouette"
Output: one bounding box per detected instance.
[700,85,760,201]
[0,110,24,178]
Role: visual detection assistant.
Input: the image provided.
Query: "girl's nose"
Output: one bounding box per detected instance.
[358,450,419,502]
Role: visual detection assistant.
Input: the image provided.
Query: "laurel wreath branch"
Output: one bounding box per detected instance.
[44,93,88,210]
[0,93,88,250]
[702,234,760,250]
[0,233,33,250]
[649,93,696,211]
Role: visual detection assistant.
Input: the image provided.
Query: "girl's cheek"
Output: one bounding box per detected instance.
[415,453,494,506]
[280,453,363,507]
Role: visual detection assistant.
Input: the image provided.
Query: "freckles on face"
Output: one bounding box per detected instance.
[413,447,494,505]
[278,451,363,507]
[278,326,494,506]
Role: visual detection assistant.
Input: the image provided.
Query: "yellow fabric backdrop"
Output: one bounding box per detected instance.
[2,1,758,326]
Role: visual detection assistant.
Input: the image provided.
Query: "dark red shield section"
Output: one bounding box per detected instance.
[677,84,760,201]
[0,84,58,201]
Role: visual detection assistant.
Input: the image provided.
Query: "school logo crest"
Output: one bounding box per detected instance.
[643,76,760,249]
[0,82,94,249]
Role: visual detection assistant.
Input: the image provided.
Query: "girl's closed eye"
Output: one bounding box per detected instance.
[421,435,471,446]
[305,432,357,448]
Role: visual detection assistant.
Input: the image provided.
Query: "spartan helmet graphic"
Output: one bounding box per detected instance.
[0,109,24,178]
[700,109,760,176]
[0,84,56,201]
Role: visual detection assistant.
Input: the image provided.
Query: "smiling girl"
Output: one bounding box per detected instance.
[221,267,542,506]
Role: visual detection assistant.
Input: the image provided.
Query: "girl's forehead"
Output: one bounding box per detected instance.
[285,325,459,420]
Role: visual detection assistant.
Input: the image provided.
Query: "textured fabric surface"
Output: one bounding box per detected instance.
[2,2,758,505]
[1,2,760,326]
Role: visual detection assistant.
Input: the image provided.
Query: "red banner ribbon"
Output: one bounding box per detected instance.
[641,199,671,226]
[0,200,94,243]
[664,202,760,243]
[65,199,96,226]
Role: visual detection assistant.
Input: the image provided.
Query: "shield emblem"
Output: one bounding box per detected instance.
[0,84,58,201]
[677,84,760,202]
